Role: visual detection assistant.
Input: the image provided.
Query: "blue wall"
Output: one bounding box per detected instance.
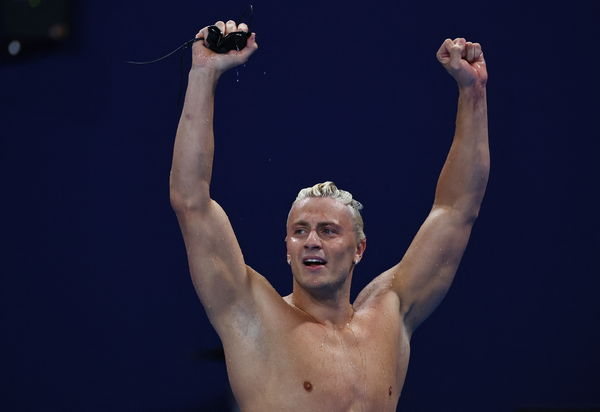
[2,1,599,410]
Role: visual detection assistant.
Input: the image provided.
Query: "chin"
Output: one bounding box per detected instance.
[293,270,347,297]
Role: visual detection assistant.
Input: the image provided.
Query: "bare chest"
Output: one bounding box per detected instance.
[250,319,410,411]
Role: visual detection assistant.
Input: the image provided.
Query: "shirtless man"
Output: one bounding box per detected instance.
[169,19,489,411]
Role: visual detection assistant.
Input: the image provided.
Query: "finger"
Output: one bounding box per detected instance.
[466,42,475,62]
[238,33,259,56]
[195,26,210,47]
[456,38,467,57]
[436,38,454,64]
[225,20,237,35]
[238,23,249,33]
[449,39,465,69]
[214,20,225,34]
[473,43,483,61]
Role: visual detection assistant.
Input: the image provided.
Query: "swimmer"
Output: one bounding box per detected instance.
[169,20,489,411]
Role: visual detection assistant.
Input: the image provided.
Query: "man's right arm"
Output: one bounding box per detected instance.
[169,21,259,328]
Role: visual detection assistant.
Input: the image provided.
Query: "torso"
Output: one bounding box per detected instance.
[219,283,411,412]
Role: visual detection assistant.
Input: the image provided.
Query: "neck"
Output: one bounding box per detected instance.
[288,279,355,327]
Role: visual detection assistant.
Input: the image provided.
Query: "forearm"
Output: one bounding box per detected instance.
[170,68,221,208]
[433,85,489,218]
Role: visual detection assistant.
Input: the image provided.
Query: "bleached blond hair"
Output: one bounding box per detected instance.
[292,181,365,242]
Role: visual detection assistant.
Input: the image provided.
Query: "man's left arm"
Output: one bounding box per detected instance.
[385,38,489,334]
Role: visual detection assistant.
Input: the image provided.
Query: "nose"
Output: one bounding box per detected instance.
[304,230,322,249]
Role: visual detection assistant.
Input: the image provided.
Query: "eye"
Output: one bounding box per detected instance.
[321,227,336,235]
[294,228,307,235]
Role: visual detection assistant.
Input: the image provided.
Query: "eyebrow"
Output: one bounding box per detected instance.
[292,220,340,228]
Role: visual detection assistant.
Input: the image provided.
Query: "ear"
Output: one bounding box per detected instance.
[284,236,290,264]
[354,238,367,264]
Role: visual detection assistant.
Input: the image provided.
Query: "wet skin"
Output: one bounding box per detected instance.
[286,197,364,301]
[171,26,489,410]
[220,283,410,412]
[215,198,411,411]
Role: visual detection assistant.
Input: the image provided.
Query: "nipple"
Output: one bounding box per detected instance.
[303,381,313,392]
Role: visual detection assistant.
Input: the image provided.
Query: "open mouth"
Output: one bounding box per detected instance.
[303,258,327,267]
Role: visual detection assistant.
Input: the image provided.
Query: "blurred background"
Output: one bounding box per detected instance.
[1,0,599,410]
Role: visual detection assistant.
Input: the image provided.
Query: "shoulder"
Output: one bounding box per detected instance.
[352,280,409,341]
[354,271,401,313]
[211,266,289,337]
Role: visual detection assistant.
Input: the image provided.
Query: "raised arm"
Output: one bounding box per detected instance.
[363,38,489,334]
[169,21,260,329]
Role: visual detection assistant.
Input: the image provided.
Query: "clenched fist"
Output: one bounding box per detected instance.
[436,38,487,89]
[192,20,258,74]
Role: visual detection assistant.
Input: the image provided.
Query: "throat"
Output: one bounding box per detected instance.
[285,292,355,327]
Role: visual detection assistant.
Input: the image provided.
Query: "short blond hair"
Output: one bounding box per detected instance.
[293,181,365,242]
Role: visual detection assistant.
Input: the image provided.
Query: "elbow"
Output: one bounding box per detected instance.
[169,181,211,213]
[456,201,483,225]
[464,207,480,225]
[169,191,192,212]
[431,202,481,225]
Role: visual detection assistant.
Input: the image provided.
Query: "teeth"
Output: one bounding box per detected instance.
[304,259,325,265]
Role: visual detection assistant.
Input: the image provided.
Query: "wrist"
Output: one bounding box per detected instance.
[189,66,222,83]
[458,83,487,100]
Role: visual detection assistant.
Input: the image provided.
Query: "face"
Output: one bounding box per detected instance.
[286,197,366,295]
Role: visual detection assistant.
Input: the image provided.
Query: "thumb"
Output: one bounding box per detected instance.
[244,33,258,54]
[436,38,454,65]
[227,33,258,60]
[234,33,258,60]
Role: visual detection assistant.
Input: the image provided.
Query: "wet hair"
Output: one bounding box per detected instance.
[292,181,365,242]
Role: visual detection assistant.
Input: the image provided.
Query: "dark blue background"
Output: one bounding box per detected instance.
[2,1,599,411]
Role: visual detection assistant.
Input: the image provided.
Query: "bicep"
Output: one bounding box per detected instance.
[390,206,474,332]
